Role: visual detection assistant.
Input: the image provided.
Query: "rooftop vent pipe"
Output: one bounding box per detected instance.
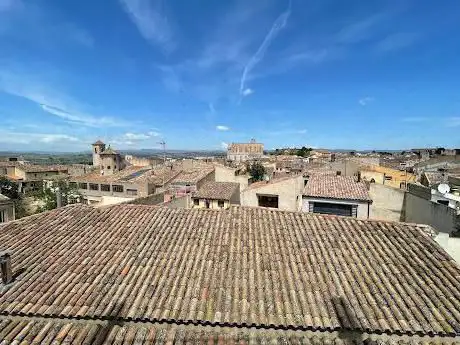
[0,251,12,285]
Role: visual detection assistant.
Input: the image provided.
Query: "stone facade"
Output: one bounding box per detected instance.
[227,140,264,162]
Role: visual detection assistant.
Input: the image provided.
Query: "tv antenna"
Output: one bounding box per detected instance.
[157,140,166,187]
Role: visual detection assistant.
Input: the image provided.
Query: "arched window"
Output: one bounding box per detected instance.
[370,178,375,183]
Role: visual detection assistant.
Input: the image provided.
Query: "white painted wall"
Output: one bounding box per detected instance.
[302,197,371,219]
[241,176,303,211]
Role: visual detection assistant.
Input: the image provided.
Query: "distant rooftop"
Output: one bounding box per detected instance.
[92,139,105,145]
[193,181,239,200]
[304,175,372,202]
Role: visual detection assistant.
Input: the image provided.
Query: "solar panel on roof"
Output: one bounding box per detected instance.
[119,168,151,181]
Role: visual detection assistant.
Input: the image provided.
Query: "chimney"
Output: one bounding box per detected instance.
[56,189,62,208]
[0,251,12,285]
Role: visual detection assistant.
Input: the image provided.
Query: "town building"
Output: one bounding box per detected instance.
[303,175,372,218]
[360,165,416,189]
[227,139,264,162]
[0,204,459,343]
[169,168,215,196]
[0,161,69,193]
[70,166,180,206]
[92,140,126,175]
[0,194,14,223]
[240,175,303,211]
[405,182,460,235]
[191,181,240,209]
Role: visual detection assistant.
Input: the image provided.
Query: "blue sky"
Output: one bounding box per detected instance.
[0,0,459,152]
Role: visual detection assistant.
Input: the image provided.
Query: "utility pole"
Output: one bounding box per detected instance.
[157,140,166,188]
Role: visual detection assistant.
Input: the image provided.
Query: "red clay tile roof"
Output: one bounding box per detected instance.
[192,182,239,200]
[0,318,458,344]
[171,168,214,184]
[304,175,372,202]
[0,204,459,341]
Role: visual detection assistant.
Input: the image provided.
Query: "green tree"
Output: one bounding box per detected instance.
[34,180,81,213]
[296,146,312,157]
[247,162,266,182]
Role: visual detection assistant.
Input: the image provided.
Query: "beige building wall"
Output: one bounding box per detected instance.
[241,176,303,211]
[361,170,384,184]
[214,165,249,191]
[192,198,231,209]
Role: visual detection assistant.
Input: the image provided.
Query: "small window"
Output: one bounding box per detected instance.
[218,200,225,208]
[384,176,392,181]
[79,183,88,189]
[113,185,124,193]
[336,171,341,176]
[126,189,138,196]
[399,182,406,189]
[89,183,99,191]
[0,210,6,223]
[438,200,449,206]
[69,182,77,189]
[101,184,110,192]
[107,166,111,170]
[193,199,199,206]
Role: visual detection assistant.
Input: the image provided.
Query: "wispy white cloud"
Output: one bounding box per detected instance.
[0,129,80,145]
[208,103,216,113]
[0,68,129,127]
[242,88,254,97]
[374,32,419,53]
[359,97,374,106]
[337,14,386,44]
[401,117,428,123]
[239,1,291,98]
[120,0,174,51]
[221,142,229,150]
[40,134,79,143]
[216,125,230,131]
[123,131,160,140]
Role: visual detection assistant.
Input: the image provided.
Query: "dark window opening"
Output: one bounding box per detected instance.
[89,183,99,191]
[127,189,138,196]
[218,200,225,208]
[370,178,376,183]
[113,185,124,193]
[101,184,110,192]
[312,202,353,217]
[94,148,97,153]
[193,198,199,206]
[107,166,111,170]
[384,175,392,181]
[205,200,210,208]
[79,183,88,189]
[438,200,449,206]
[258,195,279,208]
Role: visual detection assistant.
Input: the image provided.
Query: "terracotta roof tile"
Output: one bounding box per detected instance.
[0,205,459,339]
[0,318,458,344]
[193,182,239,200]
[304,175,372,202]
[171,168,214,184]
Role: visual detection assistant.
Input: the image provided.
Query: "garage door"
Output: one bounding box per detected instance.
[312,202,354,217]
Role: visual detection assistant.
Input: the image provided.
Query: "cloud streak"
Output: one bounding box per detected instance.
[120,0,174,51]
[239,1,291,98]
[0,68,129,127]
[359,97,374,106]
[216,125,230,131]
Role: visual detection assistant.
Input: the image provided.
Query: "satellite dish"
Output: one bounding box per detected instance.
[438,183,450,194]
